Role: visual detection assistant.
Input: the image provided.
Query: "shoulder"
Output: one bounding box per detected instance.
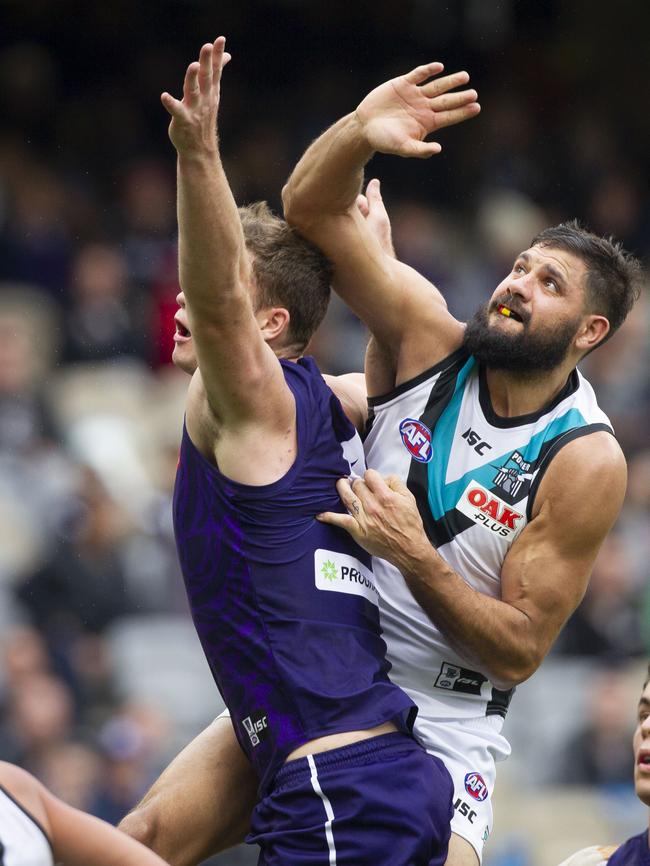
[531,430,627,536]
[0,762,50,833]
[323,372,367,433]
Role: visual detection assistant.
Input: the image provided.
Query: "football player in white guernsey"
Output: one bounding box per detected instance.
[282,63,640,863]
[0,761,169,866]
[120,59,640,866]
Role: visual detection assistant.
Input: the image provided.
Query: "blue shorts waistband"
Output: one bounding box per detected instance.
[273,731,419,791]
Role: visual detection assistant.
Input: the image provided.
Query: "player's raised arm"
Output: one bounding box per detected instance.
[282,63,479,374]
[162,38,293,429]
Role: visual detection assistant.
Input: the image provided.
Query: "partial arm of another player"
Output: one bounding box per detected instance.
[0,762,170,866]
[556,846,617,866]
[319,433,627,689]
[119,717,257,866]
[162,39,293,429]
[282,64,477,367]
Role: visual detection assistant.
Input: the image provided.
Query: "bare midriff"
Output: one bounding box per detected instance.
[284,720,400,763]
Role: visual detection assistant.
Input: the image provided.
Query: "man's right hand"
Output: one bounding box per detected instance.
[355,62,480,159]
[161,37,231,157]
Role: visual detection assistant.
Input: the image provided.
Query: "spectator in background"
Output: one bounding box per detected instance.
[557,534,645,660]
[63,243,148,364]
[558,667,635,788]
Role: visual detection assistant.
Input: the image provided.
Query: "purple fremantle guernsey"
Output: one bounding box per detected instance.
[173,356,416,793]
[609,832,650,866]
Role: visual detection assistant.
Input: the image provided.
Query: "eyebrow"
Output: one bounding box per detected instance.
[638,697,650,712]
[516,251,567,289]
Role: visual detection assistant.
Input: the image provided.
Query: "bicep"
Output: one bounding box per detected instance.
[501,435,627,659]
[190,309,294,427]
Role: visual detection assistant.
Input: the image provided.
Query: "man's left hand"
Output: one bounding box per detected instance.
[318,469,431,569]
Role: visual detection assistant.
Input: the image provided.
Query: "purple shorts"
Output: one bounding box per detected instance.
[247,731,454,866]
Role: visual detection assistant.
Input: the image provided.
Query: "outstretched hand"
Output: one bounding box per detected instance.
[356,62,480,159]
[318,469,431,570]
[161,37,231,155]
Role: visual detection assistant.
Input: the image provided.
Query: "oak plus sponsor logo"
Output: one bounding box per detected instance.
[242,711,268,748]
[464,772,489,802]
[399,418,433,463]
[456,481,524,539]
[314,549,378,605]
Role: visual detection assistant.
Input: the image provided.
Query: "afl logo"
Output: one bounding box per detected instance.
[464,772,489,802]
[399,418,433,463]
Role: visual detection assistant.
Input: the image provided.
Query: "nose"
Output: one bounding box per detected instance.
[508,271,533,302]
[176,290,185,307]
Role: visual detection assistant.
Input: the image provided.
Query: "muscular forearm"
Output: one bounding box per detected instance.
[177,151,249,324]
[283,113,373,223]
[396,547,539,689]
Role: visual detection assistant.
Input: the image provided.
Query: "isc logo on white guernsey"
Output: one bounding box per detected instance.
[456,481,523,539]
[314,549,378,605]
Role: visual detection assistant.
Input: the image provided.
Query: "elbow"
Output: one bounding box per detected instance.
[118,804,160,855]
[488,654,543,691]
[281,182,309,229]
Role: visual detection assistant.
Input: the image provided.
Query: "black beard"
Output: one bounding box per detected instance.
[463,301,580,374]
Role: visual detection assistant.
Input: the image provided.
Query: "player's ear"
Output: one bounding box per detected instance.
[576,314,609,353]
[256,306,290,343]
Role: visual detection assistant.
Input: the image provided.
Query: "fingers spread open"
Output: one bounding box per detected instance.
[420,70,470,99]
[430,88,477,112]
[435,102,481,130]
[212,35,229,83]
[199,43,213,95]
[404,61,444,85]
[183,61,201,104]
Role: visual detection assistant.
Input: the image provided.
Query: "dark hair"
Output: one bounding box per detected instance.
[238,202,332,352]
[530,220,643,348]
[644,664,650,691]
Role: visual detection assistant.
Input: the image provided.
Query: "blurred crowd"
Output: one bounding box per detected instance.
[0,2,649,864]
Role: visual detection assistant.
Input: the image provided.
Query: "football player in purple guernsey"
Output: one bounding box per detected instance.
[134,37,481,866]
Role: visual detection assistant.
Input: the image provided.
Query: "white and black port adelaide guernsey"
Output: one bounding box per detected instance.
[0,785,53,866]
[364,349,614,727]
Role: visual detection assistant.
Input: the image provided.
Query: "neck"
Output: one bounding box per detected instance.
[485,362,575,418]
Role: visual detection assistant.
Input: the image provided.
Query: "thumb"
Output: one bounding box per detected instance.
[356,193,369,218]
[410,140,442,159]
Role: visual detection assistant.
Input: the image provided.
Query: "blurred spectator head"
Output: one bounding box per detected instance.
[69,243,129,305]
[9,673,74,751]
[0,288,60,394]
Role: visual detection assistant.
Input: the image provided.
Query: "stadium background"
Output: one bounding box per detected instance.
[0,0,649,862]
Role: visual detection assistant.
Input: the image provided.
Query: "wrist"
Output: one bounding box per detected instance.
[398,537,454,588]
[346,111,376,160]
[176,147,220,167]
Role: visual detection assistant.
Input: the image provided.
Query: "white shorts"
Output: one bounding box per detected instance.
[415,714,511,863]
